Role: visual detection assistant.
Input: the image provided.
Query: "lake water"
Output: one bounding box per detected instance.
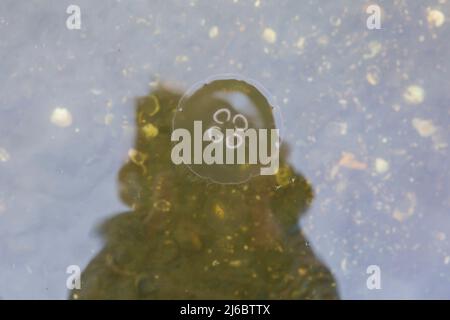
[0,0,449,299]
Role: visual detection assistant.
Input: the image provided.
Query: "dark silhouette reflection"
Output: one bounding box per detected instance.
[70,84,338,299]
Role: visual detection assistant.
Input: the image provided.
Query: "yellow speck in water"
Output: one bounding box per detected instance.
[445,256,450,265]
[393,192,416,222]
[436,232,446,241]
[191,233,202,250]
[329,16,342,27]
[403,85,425,105]
[104,113,114,125]
[375,158,390,174]
[427,8,445,28]
[276,166,292,187]
[317,35,329,46]
[0,148,10,162]
[297,267,308,276]
[366,66,380,85]
[212,260,220,267]
[138,95,160,124]
[412,118,437,137]
[363,41,382,59]
[238,163,251,172]
[337,152,367,171]
[128,148,147,166]
[153,199,171,212]
[366,73,378,86]
[295,37,305,50]
[262,28,277,44]
[213,203,225,219]
[208,26,219,39]
[50,107,72,127]
[229,260,242,267]
[393,210,406,222]
[141,123,159,138]
[175,55,189,63]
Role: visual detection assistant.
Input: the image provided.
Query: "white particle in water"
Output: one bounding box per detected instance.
[375,158,390,174]
[403,85,425,105]
[209,26,219,39]
[50,107,73,128]
[427,9,445,28]
[0,148,10,162]
[262,28,277,44]
[412,118,437,137]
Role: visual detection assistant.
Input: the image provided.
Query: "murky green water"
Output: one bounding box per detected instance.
[70,86,337,299]
[1,0,449,299]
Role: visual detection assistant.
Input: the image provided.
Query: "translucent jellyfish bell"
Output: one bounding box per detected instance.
[172,75,283,184]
